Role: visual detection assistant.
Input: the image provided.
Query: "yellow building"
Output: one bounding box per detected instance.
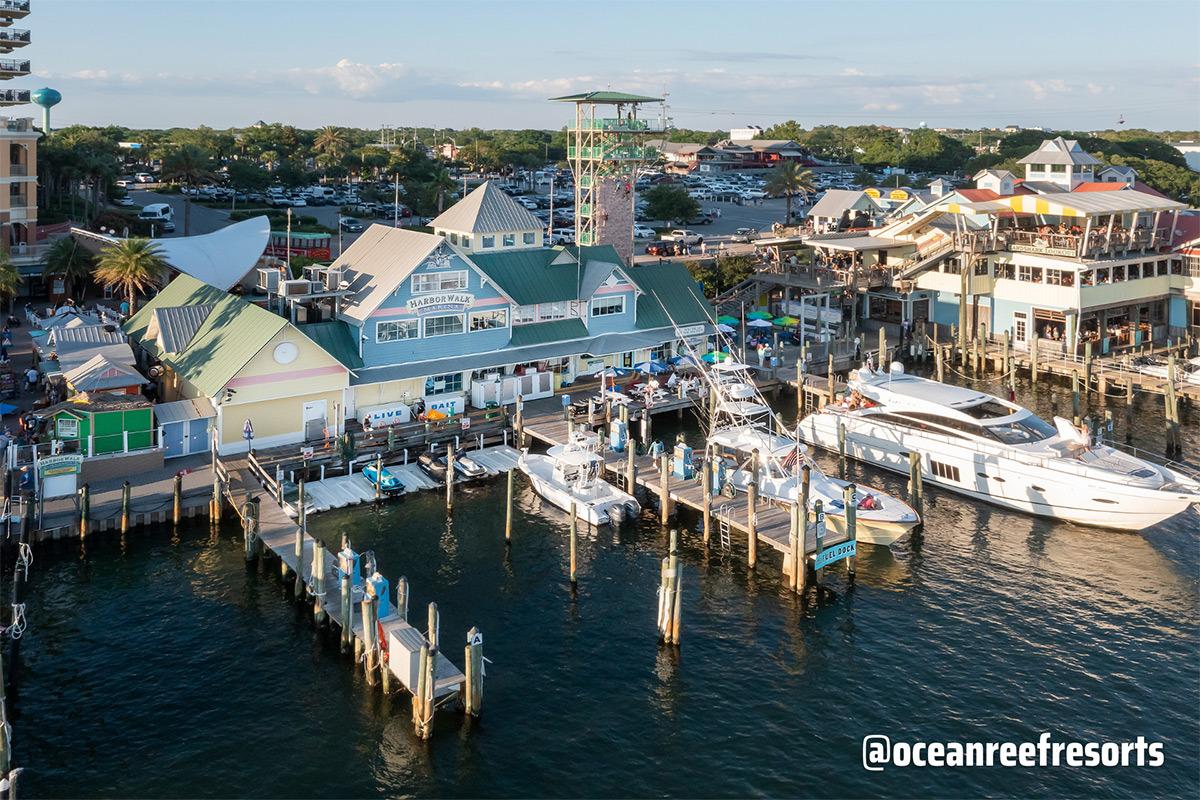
[124,274,350,455]
[0,115,37,255]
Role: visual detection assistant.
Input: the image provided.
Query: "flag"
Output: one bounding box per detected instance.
[782,446,801,472]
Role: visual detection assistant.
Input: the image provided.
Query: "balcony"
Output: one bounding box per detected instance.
[0,28,28,52]
[576,117,665,133]
[7,163,27,176]
[0,87,27,106]
[567,145,657,161]
[954,227,1172,261]
[0,1,30,22]
[0,58,29,79]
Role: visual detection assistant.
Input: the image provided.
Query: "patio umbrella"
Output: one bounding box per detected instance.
[746,310,774,321]
[716,323,736,334]
[635,360,669,374]
[747,318,773,328]
[701,351,732,363]
[773,316,799,326]
[672,354,702,368]
[716,315,739,326]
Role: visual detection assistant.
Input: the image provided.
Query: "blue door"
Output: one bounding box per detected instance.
[163,421,185,458]
[187,418,211,455]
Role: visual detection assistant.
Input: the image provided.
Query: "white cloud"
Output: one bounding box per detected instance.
[863,102,901,112]
[1025,79,1068,101]
[841,67,865,77]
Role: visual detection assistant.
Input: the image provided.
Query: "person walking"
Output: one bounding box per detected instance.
[25,366,39,392]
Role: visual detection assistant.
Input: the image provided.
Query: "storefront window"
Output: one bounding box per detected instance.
[425,373,463,395]
[412,271,467,294]
[590,296,625,317]
[377,319,419,342]
[469,309,508,331]
[513,305,536,325]
[423,314,464,337]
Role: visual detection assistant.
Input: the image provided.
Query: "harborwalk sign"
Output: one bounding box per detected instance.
[407,292,474,316]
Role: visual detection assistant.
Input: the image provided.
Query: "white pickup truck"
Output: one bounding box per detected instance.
[660,229,704,245]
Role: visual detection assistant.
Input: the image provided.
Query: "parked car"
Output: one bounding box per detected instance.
[644,241,675,256]
[340,217,365,232]
[662,229,703,245]
[113,196,135,207]
[730,227,759,243]
[289,196,308,207]
[632,224,656,239]
[134,172,155,183]
[549,228,576,246]
[114,178,136,188]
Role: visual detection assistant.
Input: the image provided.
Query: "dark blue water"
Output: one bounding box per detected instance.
[10,376,1200,798]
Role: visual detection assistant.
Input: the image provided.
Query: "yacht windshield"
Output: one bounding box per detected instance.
[983,415,1057,445]
[961,400,1017,420]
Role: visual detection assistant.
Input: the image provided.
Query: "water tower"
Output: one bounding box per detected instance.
[551,91,664,263]
[31,86,61,135]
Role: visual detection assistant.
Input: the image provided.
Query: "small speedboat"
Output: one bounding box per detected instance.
[362,462,405,495]
[519,432,640,525]
[417,449,489,482]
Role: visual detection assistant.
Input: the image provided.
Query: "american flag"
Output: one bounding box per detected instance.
[782,446,801,472]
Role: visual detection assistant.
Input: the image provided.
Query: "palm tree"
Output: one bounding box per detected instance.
[161,145,215,235]
[430,168,456,214]
[43,237,95,301]
[766,162,816,225]
[94,238,168,316]
[313,126,350,176]
[0,252,22,315]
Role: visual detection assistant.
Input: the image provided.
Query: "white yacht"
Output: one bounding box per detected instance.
[519,432,640,526]
[1129,355,1200,387]
[702,360,920,546]
[798,363,1200,531]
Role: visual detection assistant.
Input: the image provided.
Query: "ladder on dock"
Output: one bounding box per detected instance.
[717,504,732,550]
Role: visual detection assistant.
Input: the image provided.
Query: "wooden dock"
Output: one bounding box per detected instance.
[520,414,853,560]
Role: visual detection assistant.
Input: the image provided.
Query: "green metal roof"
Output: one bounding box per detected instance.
[471,249,579,305]
[624,262,714,330]
[550,91,663,103]
[508,319,588,348]
[124,274,288,396]
[299,320,363,371]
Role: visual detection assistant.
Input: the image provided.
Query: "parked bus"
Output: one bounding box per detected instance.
[265,230,332,261]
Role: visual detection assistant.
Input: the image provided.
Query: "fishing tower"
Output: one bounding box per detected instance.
[551,91,664,263]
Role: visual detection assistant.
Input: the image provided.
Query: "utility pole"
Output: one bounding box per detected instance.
[394,173,400,228]
[286,207,292,275]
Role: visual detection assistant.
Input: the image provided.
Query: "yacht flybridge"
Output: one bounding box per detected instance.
[519,431,640,526]
[701,360,920,546]
[797,363,1200,531]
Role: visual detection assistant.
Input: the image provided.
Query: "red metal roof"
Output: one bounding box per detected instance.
[1072,180,1170,199]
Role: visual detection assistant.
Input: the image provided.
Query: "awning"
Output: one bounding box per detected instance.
[806,235,905,252]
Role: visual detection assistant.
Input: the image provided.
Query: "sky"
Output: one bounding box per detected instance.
[23,0,1200,132]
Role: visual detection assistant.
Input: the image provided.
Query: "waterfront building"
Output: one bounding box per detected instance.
[124,274,351,454]
[1015,136,1102,191]
[0,1,39,279]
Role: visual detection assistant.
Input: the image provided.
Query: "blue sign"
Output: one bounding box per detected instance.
[814,539,856,570]
[243,419,254,440]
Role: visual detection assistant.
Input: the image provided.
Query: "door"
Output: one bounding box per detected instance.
[163,421,185,458]
[1013,312,1028,350]
[302,400,328,441]
[187,418,211,455]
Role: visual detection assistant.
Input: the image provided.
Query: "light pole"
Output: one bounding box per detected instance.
[286,207,293,276]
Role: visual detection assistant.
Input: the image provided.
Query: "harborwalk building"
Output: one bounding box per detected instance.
[125,181,713,453]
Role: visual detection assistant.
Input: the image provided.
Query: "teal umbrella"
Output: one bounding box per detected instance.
[716,315,739,326]
[746,310,773,321]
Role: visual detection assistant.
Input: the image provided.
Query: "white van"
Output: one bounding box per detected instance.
[138,202,175,232]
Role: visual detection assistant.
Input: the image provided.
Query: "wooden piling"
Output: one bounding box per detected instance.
[844,483,857,582]
[396,575,409,622]
[787,488,800,593]
[172,473,182,526]
[796,358,804,417]
[668,528,682,646]
[362,594,379,686]
[340,570,352,653]
[658,454,670,526]
[1072,370,1082,427]
[1165,355,1180,457]
[313,544,326,624]
[427,601,440,651]
[464,626,483,716]
[877,326,886,366]
[656,556,671,641]
[294,479,306,591]
[746,475,758,569]
[1002,330,1011,374]
[445,449,455,511]
[625,440,636,497]
[826,353,835,405]
[701,448,712,546]
[504,468,514,544]
[569,501,578,585]
[908,450,923,521]
[1030,332,1039,383]
[119,480,131,535]
[837,420,847,478]
[78,483,90,538]
[1124,378,1134,445]
[414,642,430,736]
[798,465,810,597]
[211,469,221,519]
[935,343,944,382]
[419,645,437,739]
[374,453,383,501]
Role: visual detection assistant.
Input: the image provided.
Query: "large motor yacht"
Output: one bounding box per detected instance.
[797,363,1200,531]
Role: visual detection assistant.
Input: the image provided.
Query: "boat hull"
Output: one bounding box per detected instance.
[518,453,640,526]
[799,413,1197,531]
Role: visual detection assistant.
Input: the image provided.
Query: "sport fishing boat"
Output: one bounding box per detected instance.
[1128,355,1200,386]
[703,360,919,546]
[518,431,640,525]
[798,362,1200,531]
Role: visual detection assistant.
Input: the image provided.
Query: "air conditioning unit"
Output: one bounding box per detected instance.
[258,269,281,292]
[324,268,343,291]
[295,305,310,324]
[282,279,313,297]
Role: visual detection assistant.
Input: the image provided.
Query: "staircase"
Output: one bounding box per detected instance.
[894,238,955,281]
[712,277,764,315]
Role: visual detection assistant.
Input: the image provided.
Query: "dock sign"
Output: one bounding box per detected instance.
[814,539,856,570]
[243,419,254,441]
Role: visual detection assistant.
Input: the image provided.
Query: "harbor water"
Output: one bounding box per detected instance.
[10,375,1199,798]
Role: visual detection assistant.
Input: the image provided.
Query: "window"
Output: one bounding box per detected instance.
[513,305,536,325]
[1045,269,1074,286]
[523,232,536,245]
[930,460,961,482]
[1050,164,1067,174]
[1018,265,1042,283]
[982,415,1057,445]
[469,309,508,331]
[423,314,464,337]
[650,344,672,362]
[974,258,989,276]
[377,319,419,342]
[412,270,467,294]
[481,235,495,249]
[996,262,1015,280]
[461,236,471,249]
[503,233,515,247]
[449,233,459,245]
[590,296,625,317]
[425,372,463,396]
[538,301,569,321]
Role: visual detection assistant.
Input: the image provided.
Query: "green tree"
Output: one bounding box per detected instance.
[313,126,350,175]
[0,252,22,314]
[94,238,168,315]
[766,163,815,224]
[429,168,456,214]
[643,184,700,224]
[161,145,215,235]
[43,237,95,301]
[227,160,270,192]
